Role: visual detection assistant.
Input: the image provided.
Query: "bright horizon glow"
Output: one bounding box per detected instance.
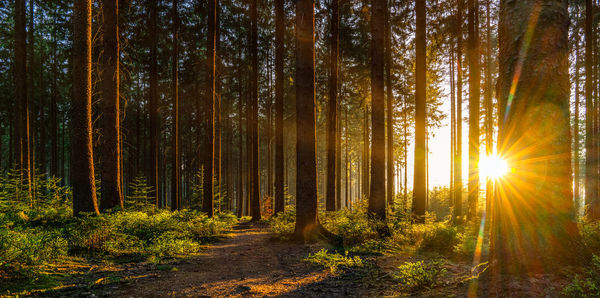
[479,154,509,180]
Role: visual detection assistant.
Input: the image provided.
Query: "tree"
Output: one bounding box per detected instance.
[274,0,285,215]
[369,0,387,219]
[585,0,600,220]
[412,0,427,222]
[100,0,124,211]
[385,0,394,212]
[454,0,464,222]
[294,0,330,241]
[326,0,339,212]
[250,0,261,221]
[493,0,581,274]
[204,0,216,217]
[149,0,159,208]
[467,0,479,221]
[72,0,99,216]
[171,0,181,211]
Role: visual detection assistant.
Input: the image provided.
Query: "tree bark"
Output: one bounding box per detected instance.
[493,0,583,275]
[412,0,427,222]
[586,0,600,220]
[171,0,181,211]
[274,0,285,215]
[100,0,124,211]
[467,0,480,221]
[454,0,464,222]
[369,0,387,219]
[250,0,261,221]
[149,0,160,208]
[326,0,339,212]
[204,0,216,217]
[72,0,99,216]
[385,0,394,212]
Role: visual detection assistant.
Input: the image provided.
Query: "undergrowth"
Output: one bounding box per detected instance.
[304,248,364,273]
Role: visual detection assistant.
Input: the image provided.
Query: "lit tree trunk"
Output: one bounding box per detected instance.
[204,0,216,217]
[385,0,394,211]
[27,0,34,202]
[454,0,463,222]
[412,0,427,222]
[171,0,180,211]
[493,0,582,275]
[100,0,124,211]
[72,0,99,216]
[215,3,222,208]
[467,0,480,221]
[250,0,261,221]
[484,0,492,222]
[274,0,285,215]
[585,0,600,220]
[326,0,339,212]
[149,0,160,208]
[369,0,386,219]
[450,49,455,209]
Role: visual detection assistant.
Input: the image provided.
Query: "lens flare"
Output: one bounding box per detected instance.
[479,154,508,180]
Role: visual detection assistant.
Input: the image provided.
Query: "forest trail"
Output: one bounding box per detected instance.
[114,222,370,297]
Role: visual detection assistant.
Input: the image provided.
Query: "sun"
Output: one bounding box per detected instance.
[479,154,509,180]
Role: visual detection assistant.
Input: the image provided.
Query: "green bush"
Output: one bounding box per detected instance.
[269,208,296,238]
[393,260,446,292]
[563,255,600,297]
[304,248,363,273]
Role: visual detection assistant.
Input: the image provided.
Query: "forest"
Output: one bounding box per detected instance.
[1,0,599,296]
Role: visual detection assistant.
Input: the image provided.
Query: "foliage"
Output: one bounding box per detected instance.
[304,248,363,273]
[268,207,296,239]
[125,176,155,212]
[583,221,600,255]
[563,255,600,297]
[393,260,446,292]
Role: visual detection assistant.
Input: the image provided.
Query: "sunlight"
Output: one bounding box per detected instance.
[479,154,509,180]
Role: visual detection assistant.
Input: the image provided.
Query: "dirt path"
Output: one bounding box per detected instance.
[113,222,373,297]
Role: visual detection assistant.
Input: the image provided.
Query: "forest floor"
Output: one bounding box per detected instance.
[21,221,574,297]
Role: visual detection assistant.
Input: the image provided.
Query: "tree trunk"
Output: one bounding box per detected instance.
[250,0,261,221]
[72,0,99,216]
[369,0,386,219]
[412,0,427,222]
[574,11,581,216]
[51,4,58,178]
[586,0,600,220]
[484,0,492,223]
[493,0,582,275]
[326,0,339,212]
[294,0,329,241]
[100,0,124,211]
[385,0,394,212]
[14,0,25,199]
[467,0,480,221]
[149,0,160,208]
[171,0,181,211]
[274,0,285,215]
[204,0,216,217]
[454,0,464,222]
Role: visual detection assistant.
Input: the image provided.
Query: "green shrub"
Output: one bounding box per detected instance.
[269,208,296,238]
[393,260,446,292]
[0,229,68,277]
[304,248,363,273]
[563,255,600,297]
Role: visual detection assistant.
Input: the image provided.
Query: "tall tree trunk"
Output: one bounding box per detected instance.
[149,0,160,208]
[72,0,99,216]
[467,0,480,221]
[574,16,581,216]
[215,3,222,209]
[450,48,455,209]
[454,0,464,222]
[412,0,427,222]
[14,0,25,199]
[484,0,492,223]
[294,0,329,241]
[493,0,582,276]
[385,0,394,212]
[586,0,600,220]
[274,0,285,215]
[369,0,386,219]
[326,0,339,212]
[100,0,124,211]
[250,0,261,221]
[51,4,58,178]
[204,0,216,217]
[27,0,34,203]
[171,0,181,211]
